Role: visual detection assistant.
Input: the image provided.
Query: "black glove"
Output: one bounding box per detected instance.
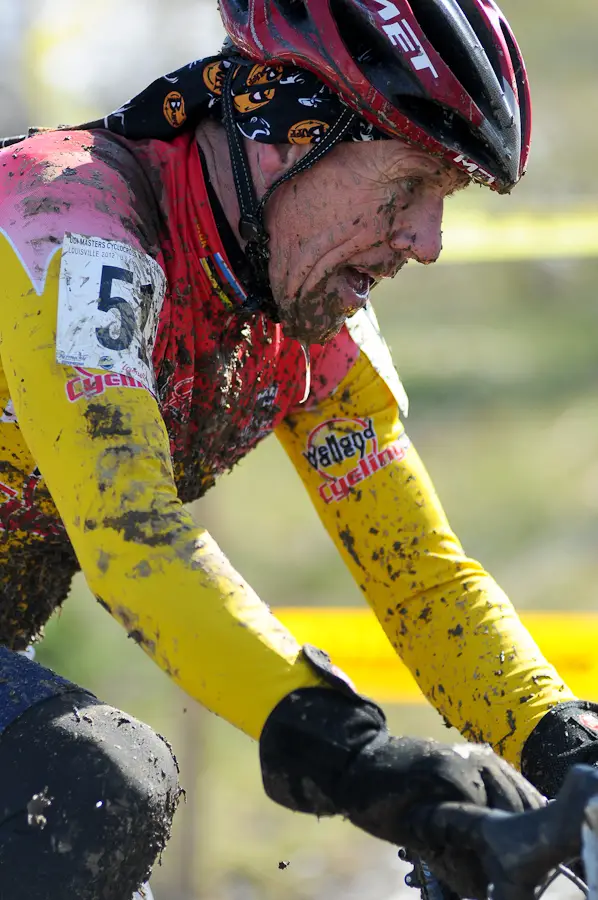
[260,685,543,897]
[522,700,598,798]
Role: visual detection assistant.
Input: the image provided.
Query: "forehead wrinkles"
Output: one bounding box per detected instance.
[381,144,470,191]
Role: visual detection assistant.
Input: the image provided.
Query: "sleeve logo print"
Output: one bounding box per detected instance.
[65,367,146,403]
[303,417,411,503]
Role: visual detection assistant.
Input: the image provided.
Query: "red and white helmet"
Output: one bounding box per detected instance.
[219,0,532,192]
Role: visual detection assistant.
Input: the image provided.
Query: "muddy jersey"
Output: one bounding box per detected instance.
[0,129,574,761]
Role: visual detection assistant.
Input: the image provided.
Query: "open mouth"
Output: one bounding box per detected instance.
[343,266,375,300]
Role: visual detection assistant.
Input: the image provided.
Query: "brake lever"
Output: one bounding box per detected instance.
[481,764,598,886]
[409,765,598,900]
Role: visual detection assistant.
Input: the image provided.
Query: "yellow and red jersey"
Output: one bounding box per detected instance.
[0,128,573,762]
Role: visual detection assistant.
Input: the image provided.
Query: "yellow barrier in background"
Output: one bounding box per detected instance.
[277,608,596,702]
[441,209,598,263]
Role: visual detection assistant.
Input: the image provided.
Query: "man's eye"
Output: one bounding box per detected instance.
[402,177,422,193]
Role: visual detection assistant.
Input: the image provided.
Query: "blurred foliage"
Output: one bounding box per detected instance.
[0,0,597,897]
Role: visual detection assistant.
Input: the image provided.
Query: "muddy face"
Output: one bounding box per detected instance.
[262,139,469,344]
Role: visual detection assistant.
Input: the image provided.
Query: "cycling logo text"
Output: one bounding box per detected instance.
[65,366,147,403]
[303,416,410,503]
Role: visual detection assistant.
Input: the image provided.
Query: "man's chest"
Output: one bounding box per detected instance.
[155,301,306,503]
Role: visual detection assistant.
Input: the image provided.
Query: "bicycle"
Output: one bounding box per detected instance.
[401,763,598,900]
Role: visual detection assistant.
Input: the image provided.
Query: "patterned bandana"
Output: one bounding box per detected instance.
[76,55,389,146]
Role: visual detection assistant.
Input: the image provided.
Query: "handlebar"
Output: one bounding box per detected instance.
[408,764,598,900]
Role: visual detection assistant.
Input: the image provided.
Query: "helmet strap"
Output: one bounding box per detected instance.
[221,62,276,317]
[221,63,357,319]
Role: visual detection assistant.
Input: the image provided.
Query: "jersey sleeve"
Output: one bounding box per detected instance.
[276,320,575,766]
[0,236,323,743]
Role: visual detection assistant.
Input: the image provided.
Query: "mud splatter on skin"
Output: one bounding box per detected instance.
[376,189,401,220]
[276,283,361,346]
[84,404,133,440]
[263,142,440,345]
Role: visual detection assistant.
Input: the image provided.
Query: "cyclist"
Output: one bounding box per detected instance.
[1,1,597,897]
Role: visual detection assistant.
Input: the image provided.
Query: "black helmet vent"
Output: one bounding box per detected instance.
[452,0,505,81]
[406,0,502,127]
[275,0,309,26]
[329,0,430,100]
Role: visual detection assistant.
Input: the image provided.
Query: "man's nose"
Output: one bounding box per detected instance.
[388,197,444,264]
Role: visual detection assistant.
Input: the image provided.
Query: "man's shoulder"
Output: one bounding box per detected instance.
[0,129,140,198]
[0,130,159,294]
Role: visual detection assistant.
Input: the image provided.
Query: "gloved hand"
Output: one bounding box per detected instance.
[522,700,598,798]
[259,683,543,898]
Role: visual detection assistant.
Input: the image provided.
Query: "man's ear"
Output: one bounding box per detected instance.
[246,139,312,194]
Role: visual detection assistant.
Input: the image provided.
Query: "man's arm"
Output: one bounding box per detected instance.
[276,335,574,766]
[0,234,323,740]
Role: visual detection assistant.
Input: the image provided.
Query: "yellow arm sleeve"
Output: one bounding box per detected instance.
[0,239,322,739]
[276,350,575,765]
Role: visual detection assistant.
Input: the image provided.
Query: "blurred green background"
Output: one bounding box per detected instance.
[0,1,597,897]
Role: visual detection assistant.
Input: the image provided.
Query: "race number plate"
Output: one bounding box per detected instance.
[57,233,166,394]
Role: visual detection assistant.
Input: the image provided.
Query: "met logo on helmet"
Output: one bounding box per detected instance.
[373,0,439,79]
[453,153,496,186]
